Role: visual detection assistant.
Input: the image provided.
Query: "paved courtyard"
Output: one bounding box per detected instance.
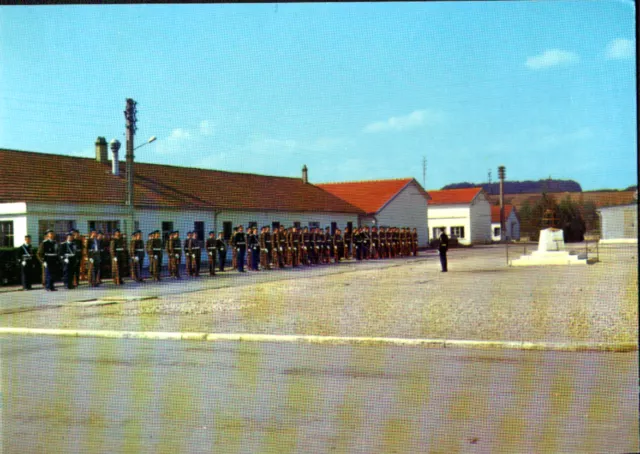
[1,244,637,344]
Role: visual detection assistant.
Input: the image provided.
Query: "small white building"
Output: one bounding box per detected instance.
[317,178,431,247]
[0,143,364,263]
[490,205,520,241]
[597,198,638,243]
[427,187,492,245]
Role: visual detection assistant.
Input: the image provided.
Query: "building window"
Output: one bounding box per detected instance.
[272,221,280,230]
[223,222,233,240]
[39,220,76,243]
[194,221,205,240]
[451,226,465,238]
[88,220,120,235]
[162,221,173,244]
[0,221,14,248]
[331,222,337,235]
[433,227,446,238]
[248,221,258,229]
[293,221,301,229]
[134,221,140,232]
[308,221,320,230]
[494,227,501,237]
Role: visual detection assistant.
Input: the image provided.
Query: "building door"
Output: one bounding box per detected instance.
[331,222,337,235]
[161,221,173,245]
[0,221,14,247]
[223,222,233,240]
[194,221,205,242]
[347,221,353,233]
[272,221,280,230]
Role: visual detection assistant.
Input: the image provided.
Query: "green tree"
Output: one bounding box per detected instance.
[557,196,585,242]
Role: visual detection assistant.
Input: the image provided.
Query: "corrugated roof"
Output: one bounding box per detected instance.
[427,187,484,205]
[0,149,365,214]
[317,178,428,214]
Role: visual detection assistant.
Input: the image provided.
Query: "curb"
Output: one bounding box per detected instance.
[0,328,636,352]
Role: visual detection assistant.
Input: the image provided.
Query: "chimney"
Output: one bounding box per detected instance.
[302,165,308,184]
[95,137,108,163]
[110,139,121,176]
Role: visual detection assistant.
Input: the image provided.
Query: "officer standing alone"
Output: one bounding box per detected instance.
[234,225,247,272]
[438,228,449,272]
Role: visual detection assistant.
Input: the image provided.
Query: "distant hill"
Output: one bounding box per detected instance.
[442,179,582,194]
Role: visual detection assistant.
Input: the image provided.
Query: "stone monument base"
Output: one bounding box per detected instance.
[510,228,588,267]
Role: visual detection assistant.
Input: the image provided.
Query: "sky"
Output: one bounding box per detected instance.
[0,1,636,191]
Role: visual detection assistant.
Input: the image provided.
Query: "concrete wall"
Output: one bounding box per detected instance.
[375,181,429,247]
[599,204,638,240]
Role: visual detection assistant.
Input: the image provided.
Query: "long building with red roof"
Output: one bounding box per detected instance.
[317,178,431,246]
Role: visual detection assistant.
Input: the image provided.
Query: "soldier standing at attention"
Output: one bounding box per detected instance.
[343,226,352,260]
[184,232,193,276]
[438,228,449,272]
[321,227,330,264]
[378,227,386,259]
[370,227,379,259]
[216,232,227,272]
[250,227,261,271]
[333,228,344,263]
[38,229,58,291]
[145,232,155,281]
[288,226,298,268]
[277,226,287,268]
[59,232,78,289]
[152,230,164,281]
[130,230,145,283]
[411,228,418,256]
[354,228,363,261]
[168,231,182,279]
[234,225,247,272]
[360,227,369,260]
[71,230,84,286]
[315,228,325,264]
[190,231,201,277]
[230,227,238,270]
[301,227,311,266]
[259,226,269,270]
[206,231,217,276]
[16,235,36,290]
[87,230,102,286]
[110,229,127,285]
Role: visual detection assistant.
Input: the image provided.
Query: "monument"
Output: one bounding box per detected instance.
[510,209,587,266]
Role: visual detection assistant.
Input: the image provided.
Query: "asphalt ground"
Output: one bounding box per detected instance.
[1,244,637,345]
[2,336,638,454]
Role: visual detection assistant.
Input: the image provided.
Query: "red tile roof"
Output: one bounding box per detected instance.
[491,205,515,223]
[0,149,365,214]
[316,178,429,215]
[427,187,484,205]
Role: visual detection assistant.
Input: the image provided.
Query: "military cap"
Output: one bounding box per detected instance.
[90,228,97,233]
[133,230,141,235]
[44,229,54,235]
[25,234,31,239]
[66,232,74,237]
[209,230,215,235]
[114,229,121,233]
[97,231,104,235]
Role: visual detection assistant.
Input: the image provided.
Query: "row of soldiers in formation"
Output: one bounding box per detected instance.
[20,224,419,290]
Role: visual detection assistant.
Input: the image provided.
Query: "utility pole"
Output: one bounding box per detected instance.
[124,98,137,236]
[422,156,427,189]
[488,169,492,193]
[498,166,506,242]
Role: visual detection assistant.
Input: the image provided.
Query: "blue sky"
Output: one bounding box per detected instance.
[0,1,636,191]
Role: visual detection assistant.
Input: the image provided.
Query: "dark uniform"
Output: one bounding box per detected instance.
[333,231,344,263]
[277,228,287,268]
[150,231,163,281]
[188,234,201,277]
[71,230,83,287]
[205,232,217,276]
[59,234,78,289]
[234,228,247,272]
[130,231,145,282]
[110,231,127,285]
[344,228,352,260]
[301,228,311,266]
[87,233,102,286]
[167,232,182,279]
[260,228,272,270]
[216,234,227,272]
[16,237,37,290]
[184,232,194,276]
[439,230,448,272]
[412,229,418,256]
[289,229,300,267]
[37,231,58,291]
[362,228,371,260]
[323,228,332,263]
[249,229,260,271]
[371,228,379,259]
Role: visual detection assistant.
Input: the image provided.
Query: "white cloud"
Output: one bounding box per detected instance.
[363,109,443,133]
[155,121,216,155]
[199,120,215,136]
[525,49,579,69]
[606,38,635,60]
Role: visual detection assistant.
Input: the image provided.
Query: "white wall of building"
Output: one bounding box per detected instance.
[470,193,492,244]
[375,182,429,247]
[598,204,638,241]
[427,205,472,245]
[0,203,29,247]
